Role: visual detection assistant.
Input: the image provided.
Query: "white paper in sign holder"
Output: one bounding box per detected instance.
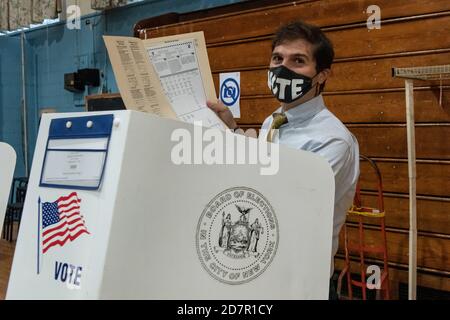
[40,114,114,190]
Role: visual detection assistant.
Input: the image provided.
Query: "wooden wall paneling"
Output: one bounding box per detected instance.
[358,160,450,197]
[237,96,278,124]
[349,125,450,159]
[323,89,450,124]
[334,257,450,293]
[329,13,450,58]
[348,193,450,235]
[142,0,450,44]
[206,14,450,71]
[329,52,450,91]
[338,226,450,272]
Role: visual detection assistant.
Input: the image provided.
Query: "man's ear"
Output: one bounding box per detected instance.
[317,68,331,85]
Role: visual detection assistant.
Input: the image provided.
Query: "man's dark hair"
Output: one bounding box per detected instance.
[272,20,334,92]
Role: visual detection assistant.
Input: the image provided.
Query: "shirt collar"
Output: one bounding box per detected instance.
[275,95,325,125]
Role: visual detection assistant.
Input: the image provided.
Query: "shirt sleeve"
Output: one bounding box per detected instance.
[309,138,351,178]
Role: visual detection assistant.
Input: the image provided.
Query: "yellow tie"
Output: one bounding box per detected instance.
[267,112,288,142]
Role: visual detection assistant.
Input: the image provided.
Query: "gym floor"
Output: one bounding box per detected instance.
[0,238,15,300]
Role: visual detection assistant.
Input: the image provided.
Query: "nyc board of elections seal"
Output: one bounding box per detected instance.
[196,187,279,285]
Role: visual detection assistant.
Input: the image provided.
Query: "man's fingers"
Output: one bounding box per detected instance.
[207,99,226,113]
[206,99,237,130]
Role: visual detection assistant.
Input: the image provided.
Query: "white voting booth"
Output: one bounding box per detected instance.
[0,142,16,237]
[7,110,334,299]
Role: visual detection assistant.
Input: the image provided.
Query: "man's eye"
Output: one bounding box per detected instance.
[295,58,305,64]
[272,56,282,63]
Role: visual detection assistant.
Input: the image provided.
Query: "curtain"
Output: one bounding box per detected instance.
[0,0,8,30]
[0,0,128,31]
[33,0,60,23]
[91,0,127,10]
[0,0,61,31]
[9,0,33,30]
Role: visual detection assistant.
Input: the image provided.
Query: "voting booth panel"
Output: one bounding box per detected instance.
[7,110,334,299]
[0,142,16,237]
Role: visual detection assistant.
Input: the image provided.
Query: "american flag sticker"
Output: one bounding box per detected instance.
[39,192,90,256]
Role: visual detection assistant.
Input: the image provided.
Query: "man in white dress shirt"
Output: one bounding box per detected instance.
[207,20,359,299]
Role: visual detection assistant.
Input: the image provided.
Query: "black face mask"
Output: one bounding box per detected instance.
[268,65,317,103]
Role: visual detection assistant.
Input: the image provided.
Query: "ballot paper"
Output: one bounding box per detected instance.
[104,32,226,129]
[103,36,176,119]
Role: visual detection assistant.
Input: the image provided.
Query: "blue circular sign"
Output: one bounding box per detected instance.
[220,78,240,107]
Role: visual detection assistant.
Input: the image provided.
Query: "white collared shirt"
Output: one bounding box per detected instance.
[261,95,360,276]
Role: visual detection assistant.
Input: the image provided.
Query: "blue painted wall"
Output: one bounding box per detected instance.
[0,37,25,176]
[0,0,244,177]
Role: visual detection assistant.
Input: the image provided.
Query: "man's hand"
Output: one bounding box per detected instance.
[207,99,238,130]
